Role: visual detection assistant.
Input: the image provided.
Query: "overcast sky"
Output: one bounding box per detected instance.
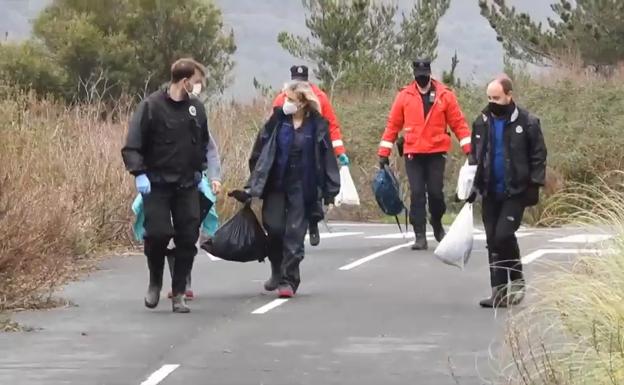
[0,0,554,99]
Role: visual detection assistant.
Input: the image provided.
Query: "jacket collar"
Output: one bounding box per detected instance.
[404,79,445,96]
[481,104,519,123]
[270,107,326,142]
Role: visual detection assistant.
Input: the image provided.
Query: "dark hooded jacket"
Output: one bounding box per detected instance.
[246,107,340,209]
[469,104,547,198]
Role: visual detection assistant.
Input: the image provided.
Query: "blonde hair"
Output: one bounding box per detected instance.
[283,81,321,113]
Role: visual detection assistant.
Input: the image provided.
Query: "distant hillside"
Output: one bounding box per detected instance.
[1,0,552,99]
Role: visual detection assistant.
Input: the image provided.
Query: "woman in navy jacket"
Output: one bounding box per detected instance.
[230,81,340,298]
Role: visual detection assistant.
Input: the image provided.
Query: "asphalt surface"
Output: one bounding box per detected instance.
[0,222,613,385]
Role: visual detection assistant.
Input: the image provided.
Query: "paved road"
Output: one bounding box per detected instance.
[0,223,612,385]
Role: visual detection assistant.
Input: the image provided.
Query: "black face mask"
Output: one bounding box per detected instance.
[489,102,514,117]
[415,75,431,88]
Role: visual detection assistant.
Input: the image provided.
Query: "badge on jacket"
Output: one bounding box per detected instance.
[516,126,523,134]
[189,106,197,117]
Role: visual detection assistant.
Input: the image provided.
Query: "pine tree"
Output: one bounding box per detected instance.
[277,0,451,92]
[277,0,397,93]
[399,0,451,61]
[479,0,624,67]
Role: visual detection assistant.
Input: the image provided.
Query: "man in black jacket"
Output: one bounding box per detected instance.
[122,58,212,313]
[468,75,547,308]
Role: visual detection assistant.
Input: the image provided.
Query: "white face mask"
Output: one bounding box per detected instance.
[192,83,202,96]
[282,100,299,115]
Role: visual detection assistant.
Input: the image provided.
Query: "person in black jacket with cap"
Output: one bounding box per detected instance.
[467,75,547,308]
[122,58,213,313]
[230,81,340,298]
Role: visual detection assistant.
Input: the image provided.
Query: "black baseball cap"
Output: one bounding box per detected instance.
[290,65,309,81]
[412,59,432,76]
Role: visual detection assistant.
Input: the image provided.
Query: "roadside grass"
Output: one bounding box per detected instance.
[499,174,624,385]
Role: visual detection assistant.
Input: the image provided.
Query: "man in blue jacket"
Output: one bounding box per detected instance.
[468,75,547,308]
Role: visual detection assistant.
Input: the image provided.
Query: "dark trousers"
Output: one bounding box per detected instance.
[405,153,447,231]
[165,194,213,290]
[143,184,200,296]
[482,195,525,288]
[262,178,308,291]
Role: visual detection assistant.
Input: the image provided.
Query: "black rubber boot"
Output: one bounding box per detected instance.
[412,227,429,250]
[508,279,526,305]
[309,222,320,247]
[479,286,508,308]
[144,284,161,309]
[172,294,191,313]
[431,218,446,243]
[144,259,163,309]
[264,261,282,291]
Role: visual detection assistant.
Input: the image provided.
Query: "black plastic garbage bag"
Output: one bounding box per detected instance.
[202,202,267,262]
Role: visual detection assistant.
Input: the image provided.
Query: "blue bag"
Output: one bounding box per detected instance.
[372,165,408,233]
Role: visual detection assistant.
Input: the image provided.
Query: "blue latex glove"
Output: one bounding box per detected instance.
[338,153,350,166]
[135,174,151,195]
[198,177,210,196]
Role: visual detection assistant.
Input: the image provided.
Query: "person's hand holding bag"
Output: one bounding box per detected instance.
[228,189,251,204]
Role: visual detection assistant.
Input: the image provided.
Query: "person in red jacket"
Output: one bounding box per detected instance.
[378,59,471,251]
[273,65,348,247]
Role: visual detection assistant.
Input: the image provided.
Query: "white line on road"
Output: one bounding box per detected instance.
[339,242,413,271]
[304,231,364,240]
[549,234,613,244]
[365,232,432,240]
[473,232,534,241]
[252,299,289,314]
[140,364,180,385]
[328,222,396,227]
[205,252,222,261]
[521,248,603,265]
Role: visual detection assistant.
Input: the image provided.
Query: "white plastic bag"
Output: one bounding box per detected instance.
[456,160,477,200]
[335,166,360,206]
[434,203,474,269]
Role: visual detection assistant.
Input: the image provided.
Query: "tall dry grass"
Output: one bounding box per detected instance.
[499,174,624,385]
[0,92,265,311]
[0,93,133,310]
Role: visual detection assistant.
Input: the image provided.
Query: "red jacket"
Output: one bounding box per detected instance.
[273,83,345,155]
[378,80,471,157]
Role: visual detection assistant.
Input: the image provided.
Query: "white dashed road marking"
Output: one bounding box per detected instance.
[521,248,604,265]
[205,252,222,261]
[305,232,364,240]
[365,232,432,240]
[339,242,413,271]
[473,232,534,241]
[140,364,179,385]
[549,234,613,244]
[252,299,289,314]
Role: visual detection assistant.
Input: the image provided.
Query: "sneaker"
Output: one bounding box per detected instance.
[172,294,191,313]
[278,285,294,299]
[184,289,195,301]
